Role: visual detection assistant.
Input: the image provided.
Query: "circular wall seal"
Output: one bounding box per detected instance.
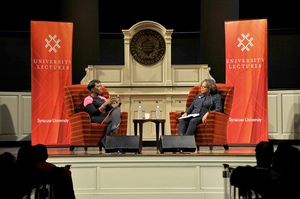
[130,29,166,65]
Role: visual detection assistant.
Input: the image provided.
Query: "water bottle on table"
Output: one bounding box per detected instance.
[138,106,142,119]
[155,106,160,119]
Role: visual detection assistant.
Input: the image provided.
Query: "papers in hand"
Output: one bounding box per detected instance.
[179,113,200,119]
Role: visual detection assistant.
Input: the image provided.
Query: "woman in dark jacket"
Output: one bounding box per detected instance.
[84,79,122,147]
[178,79,222,135]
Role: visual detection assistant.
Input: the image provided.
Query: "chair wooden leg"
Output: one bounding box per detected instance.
[69,146,75,151]
[209,145,213,151]
[98,141,104,152]
[223,145,229,150]
[84,146,88,151]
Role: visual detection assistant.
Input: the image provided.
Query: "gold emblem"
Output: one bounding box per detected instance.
[130,29,166,65]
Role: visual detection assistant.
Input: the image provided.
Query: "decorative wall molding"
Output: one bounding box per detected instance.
[80,64,212,87]
[0,92,31,141]
[268,90,300,140]
[122,21,173,86]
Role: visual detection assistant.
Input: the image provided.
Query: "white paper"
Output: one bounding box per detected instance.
[179,113,200,119]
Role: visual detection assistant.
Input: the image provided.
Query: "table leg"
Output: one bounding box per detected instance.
[159,122,165,151]
[139,123,143,148]
[134,122,137,136]
[155,122,160,150]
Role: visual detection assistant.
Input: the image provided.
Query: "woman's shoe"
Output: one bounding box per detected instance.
[111,127,119,135]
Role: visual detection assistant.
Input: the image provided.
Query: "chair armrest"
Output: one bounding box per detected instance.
[69,111,129,136]
[169,112,182,122]
[68,112,92,124]
[120,111,128,119]
[69,111,90,119]
[205,111,230,127]
[169,112,182,135]
[119,112,128,135]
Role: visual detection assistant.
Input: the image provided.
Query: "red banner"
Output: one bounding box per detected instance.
[31,21,73,145]
[225,19,268,144]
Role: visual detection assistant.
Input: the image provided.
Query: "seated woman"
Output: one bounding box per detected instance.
[84,79,122,147]
[178,79,222,135]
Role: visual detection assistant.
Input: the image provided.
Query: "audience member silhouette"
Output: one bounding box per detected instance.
[12,144,76,198]
[48,167,76,199]
[230,141,274,198]
[255,141,274,169]
[0,152,18,198]
[33,144,75,199]
[268,142,300,199]
[34,144,56,170]
[16,144,42,198]
[231,141,300,199]
[33,144,72,178]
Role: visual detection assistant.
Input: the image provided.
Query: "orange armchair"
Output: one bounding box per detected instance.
[169,84,234,150]
[64,84,128,151]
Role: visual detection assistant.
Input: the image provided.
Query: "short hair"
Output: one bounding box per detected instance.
[255,141,274,167]
[201,79,219,94]
[0,152,17,170]
[87,79,101,91]
[17,145,36,169]
[33,144,48,162]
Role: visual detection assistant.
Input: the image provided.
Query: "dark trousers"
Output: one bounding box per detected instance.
[178,116,202,135]
[101,107,121,145]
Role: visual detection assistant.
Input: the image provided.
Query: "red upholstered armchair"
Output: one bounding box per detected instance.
[64,84,128,151]
[169,84,234,150]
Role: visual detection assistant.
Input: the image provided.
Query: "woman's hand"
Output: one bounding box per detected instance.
[181,112,187,118]
[105,96,113,105]
[116,94,122,107]
[202,112,209,123]
[99,96,112,112]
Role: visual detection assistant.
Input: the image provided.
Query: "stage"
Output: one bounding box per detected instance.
[0,144,257,157]
[1,145,259,199]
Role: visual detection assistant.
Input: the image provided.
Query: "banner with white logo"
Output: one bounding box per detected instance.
[225,19,268,144]
[31,21,73,145]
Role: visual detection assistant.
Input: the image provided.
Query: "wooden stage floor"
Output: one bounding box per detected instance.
[0,145,258,157]
[3,143,298,158]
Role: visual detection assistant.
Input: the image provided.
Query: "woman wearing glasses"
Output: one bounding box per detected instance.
[178,79,222,135]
